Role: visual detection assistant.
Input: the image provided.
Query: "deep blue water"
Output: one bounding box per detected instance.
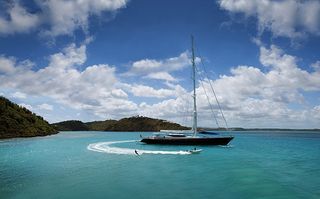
[1,131,320,199]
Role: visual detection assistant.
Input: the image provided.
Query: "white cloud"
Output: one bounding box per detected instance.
[196,44,320,127]
[1,42,319,128]
[138,95,193,120]
[38,0,128,36]
[138,44,320,128]
[0,0,128,36]
[311,60,320,71]
[146,72,176,82]
[0,56,16,74]
[48,43,87,68]
[210,45,320,106]
[126,84,176,98]
[11,91,27,99]
[259,45,320,91]
[0,56,34,75]
[219,0,320,38]
[126,52,192,82]
[111,89,128,99]
[312,105,320,119]
[0,2,40,34]
[0,43,128,118]
[37,103,53,111]
[120,81,188,99]
[19,103,33,110]
[0,43,192,120]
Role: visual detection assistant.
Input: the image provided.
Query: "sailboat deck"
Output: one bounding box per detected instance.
[141,135,234,145]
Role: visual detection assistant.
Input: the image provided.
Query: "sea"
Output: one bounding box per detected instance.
[0,131,319,199]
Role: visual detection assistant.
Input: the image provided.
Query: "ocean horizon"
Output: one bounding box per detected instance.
[1,131,319,199]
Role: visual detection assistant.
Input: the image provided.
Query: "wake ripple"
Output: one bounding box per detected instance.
[87,140,192,155]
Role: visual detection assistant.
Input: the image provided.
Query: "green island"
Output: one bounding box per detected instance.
[0,96,58,139]
[52,116,190,132]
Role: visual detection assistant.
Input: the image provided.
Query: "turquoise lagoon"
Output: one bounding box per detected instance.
[1,131,320,199]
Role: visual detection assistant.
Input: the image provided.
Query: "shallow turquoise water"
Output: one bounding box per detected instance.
[1,131,320,199]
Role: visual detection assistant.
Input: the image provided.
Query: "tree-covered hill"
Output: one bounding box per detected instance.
[86,120,117,131]
[0,96,58,139]
[51,120,90,131]
[105,116,189,131]
[53,116,189,132]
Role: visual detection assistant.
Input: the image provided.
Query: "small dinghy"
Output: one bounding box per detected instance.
[188,149,202,154]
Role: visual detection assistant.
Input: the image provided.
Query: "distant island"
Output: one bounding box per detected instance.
[52,119,320,132]
[52,116,190,132]
[0,96,58,139]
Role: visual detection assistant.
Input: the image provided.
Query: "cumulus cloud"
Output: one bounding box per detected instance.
[18,103,33,110]
[259,45,320,91]
[219,0,320,38]
[125,52,193,82]
[312,105,320,119]
[122,83,187,99]
[11,91,27,99]
[0,43,191,121]
[38,0,128,36]
[0,55,34,75]
[137,45,320,128]
[138,93,193,120]
[201,45,319,126]
[146,72,176,82]
[0,56,16,74]
[0,43,133,119]
[0,0,128,36]
[0,2,40,34]
[37,103,53,111]
[311,60,320,71]
[201,43,320,113]
[0,42,319,127]
[128,85,176,98]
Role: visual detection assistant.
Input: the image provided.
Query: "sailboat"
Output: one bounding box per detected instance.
[140,36,234,145]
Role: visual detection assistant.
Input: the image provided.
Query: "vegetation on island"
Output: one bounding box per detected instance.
[86,120,117,131]
[51,120,90,131]
[53,116,190,132]
[104,116,190,132]
[0,96,58,139]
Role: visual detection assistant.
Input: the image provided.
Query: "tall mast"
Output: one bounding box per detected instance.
[191,35,197,137]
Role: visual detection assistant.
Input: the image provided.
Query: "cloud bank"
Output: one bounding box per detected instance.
[125,52,192,82]
[219,0,320,39]
[0,0,128,36]
[0,42,319,127]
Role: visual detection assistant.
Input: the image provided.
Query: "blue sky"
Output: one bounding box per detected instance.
[0,0,319,128]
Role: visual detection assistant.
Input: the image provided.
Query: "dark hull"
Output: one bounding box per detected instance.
[141,136,233,145]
